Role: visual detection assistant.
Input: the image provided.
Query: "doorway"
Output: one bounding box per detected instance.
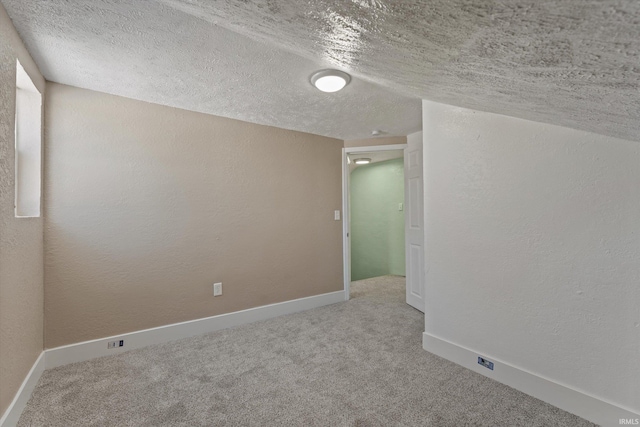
[349,150,405,281]
[342,134,425,312]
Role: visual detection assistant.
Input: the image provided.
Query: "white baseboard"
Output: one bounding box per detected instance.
[423,332,639,427]
[1,291,345,425]
[0,352,45,427]
[46,290,346,369]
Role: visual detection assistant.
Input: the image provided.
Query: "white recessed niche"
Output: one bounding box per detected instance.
[14,59,42,218]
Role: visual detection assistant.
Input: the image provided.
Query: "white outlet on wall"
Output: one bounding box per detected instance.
[213,282,222,296]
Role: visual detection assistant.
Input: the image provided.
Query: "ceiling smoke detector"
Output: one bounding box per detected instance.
[371,129,386,136]
[310,69,351,93]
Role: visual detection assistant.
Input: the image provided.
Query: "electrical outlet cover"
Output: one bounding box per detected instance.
[478,357,494,370]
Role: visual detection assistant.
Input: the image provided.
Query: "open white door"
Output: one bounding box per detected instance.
[405,132,425,312]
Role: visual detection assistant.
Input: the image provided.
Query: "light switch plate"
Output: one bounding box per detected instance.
[213,282,222,296]
[334,210,341,220]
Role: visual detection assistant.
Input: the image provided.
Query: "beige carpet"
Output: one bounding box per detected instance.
[18,276,595,426]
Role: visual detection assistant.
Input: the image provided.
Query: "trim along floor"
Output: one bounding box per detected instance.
[16,276,593,426]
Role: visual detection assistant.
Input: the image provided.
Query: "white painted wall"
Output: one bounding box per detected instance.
[422,100,639,414]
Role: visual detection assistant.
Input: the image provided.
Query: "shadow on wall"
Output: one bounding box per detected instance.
[350,158,405,281]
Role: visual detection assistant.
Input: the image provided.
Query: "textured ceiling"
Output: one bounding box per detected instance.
[1,0,421,140]
[4,0,640,141]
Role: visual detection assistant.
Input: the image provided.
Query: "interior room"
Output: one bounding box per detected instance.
[1,1,638,426]
[346,148,410,318]
[349,150,405,279]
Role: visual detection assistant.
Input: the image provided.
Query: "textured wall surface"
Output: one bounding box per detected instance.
[350,158,405,281]
[0,3,44,418]
[423,100,640,413]
[44,83,344,348]
[1,0,420,141]
[3,0,640,141]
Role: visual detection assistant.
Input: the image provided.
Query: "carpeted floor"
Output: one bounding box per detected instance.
[18,276,595,426]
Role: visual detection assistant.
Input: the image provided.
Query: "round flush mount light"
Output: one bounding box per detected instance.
[310,69,351,93]
[353,158,371,165]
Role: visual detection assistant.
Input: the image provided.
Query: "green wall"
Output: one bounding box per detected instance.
[350,158,405,281]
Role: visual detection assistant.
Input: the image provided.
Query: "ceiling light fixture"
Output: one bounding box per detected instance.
[353,158,371,165]
[310,69,351,93]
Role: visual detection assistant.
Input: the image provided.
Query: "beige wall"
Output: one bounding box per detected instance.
[44,83,344,348]
[344,136,406,148]
[0,4,45,417]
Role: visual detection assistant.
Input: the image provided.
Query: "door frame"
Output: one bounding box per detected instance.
[342,143,408,300]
